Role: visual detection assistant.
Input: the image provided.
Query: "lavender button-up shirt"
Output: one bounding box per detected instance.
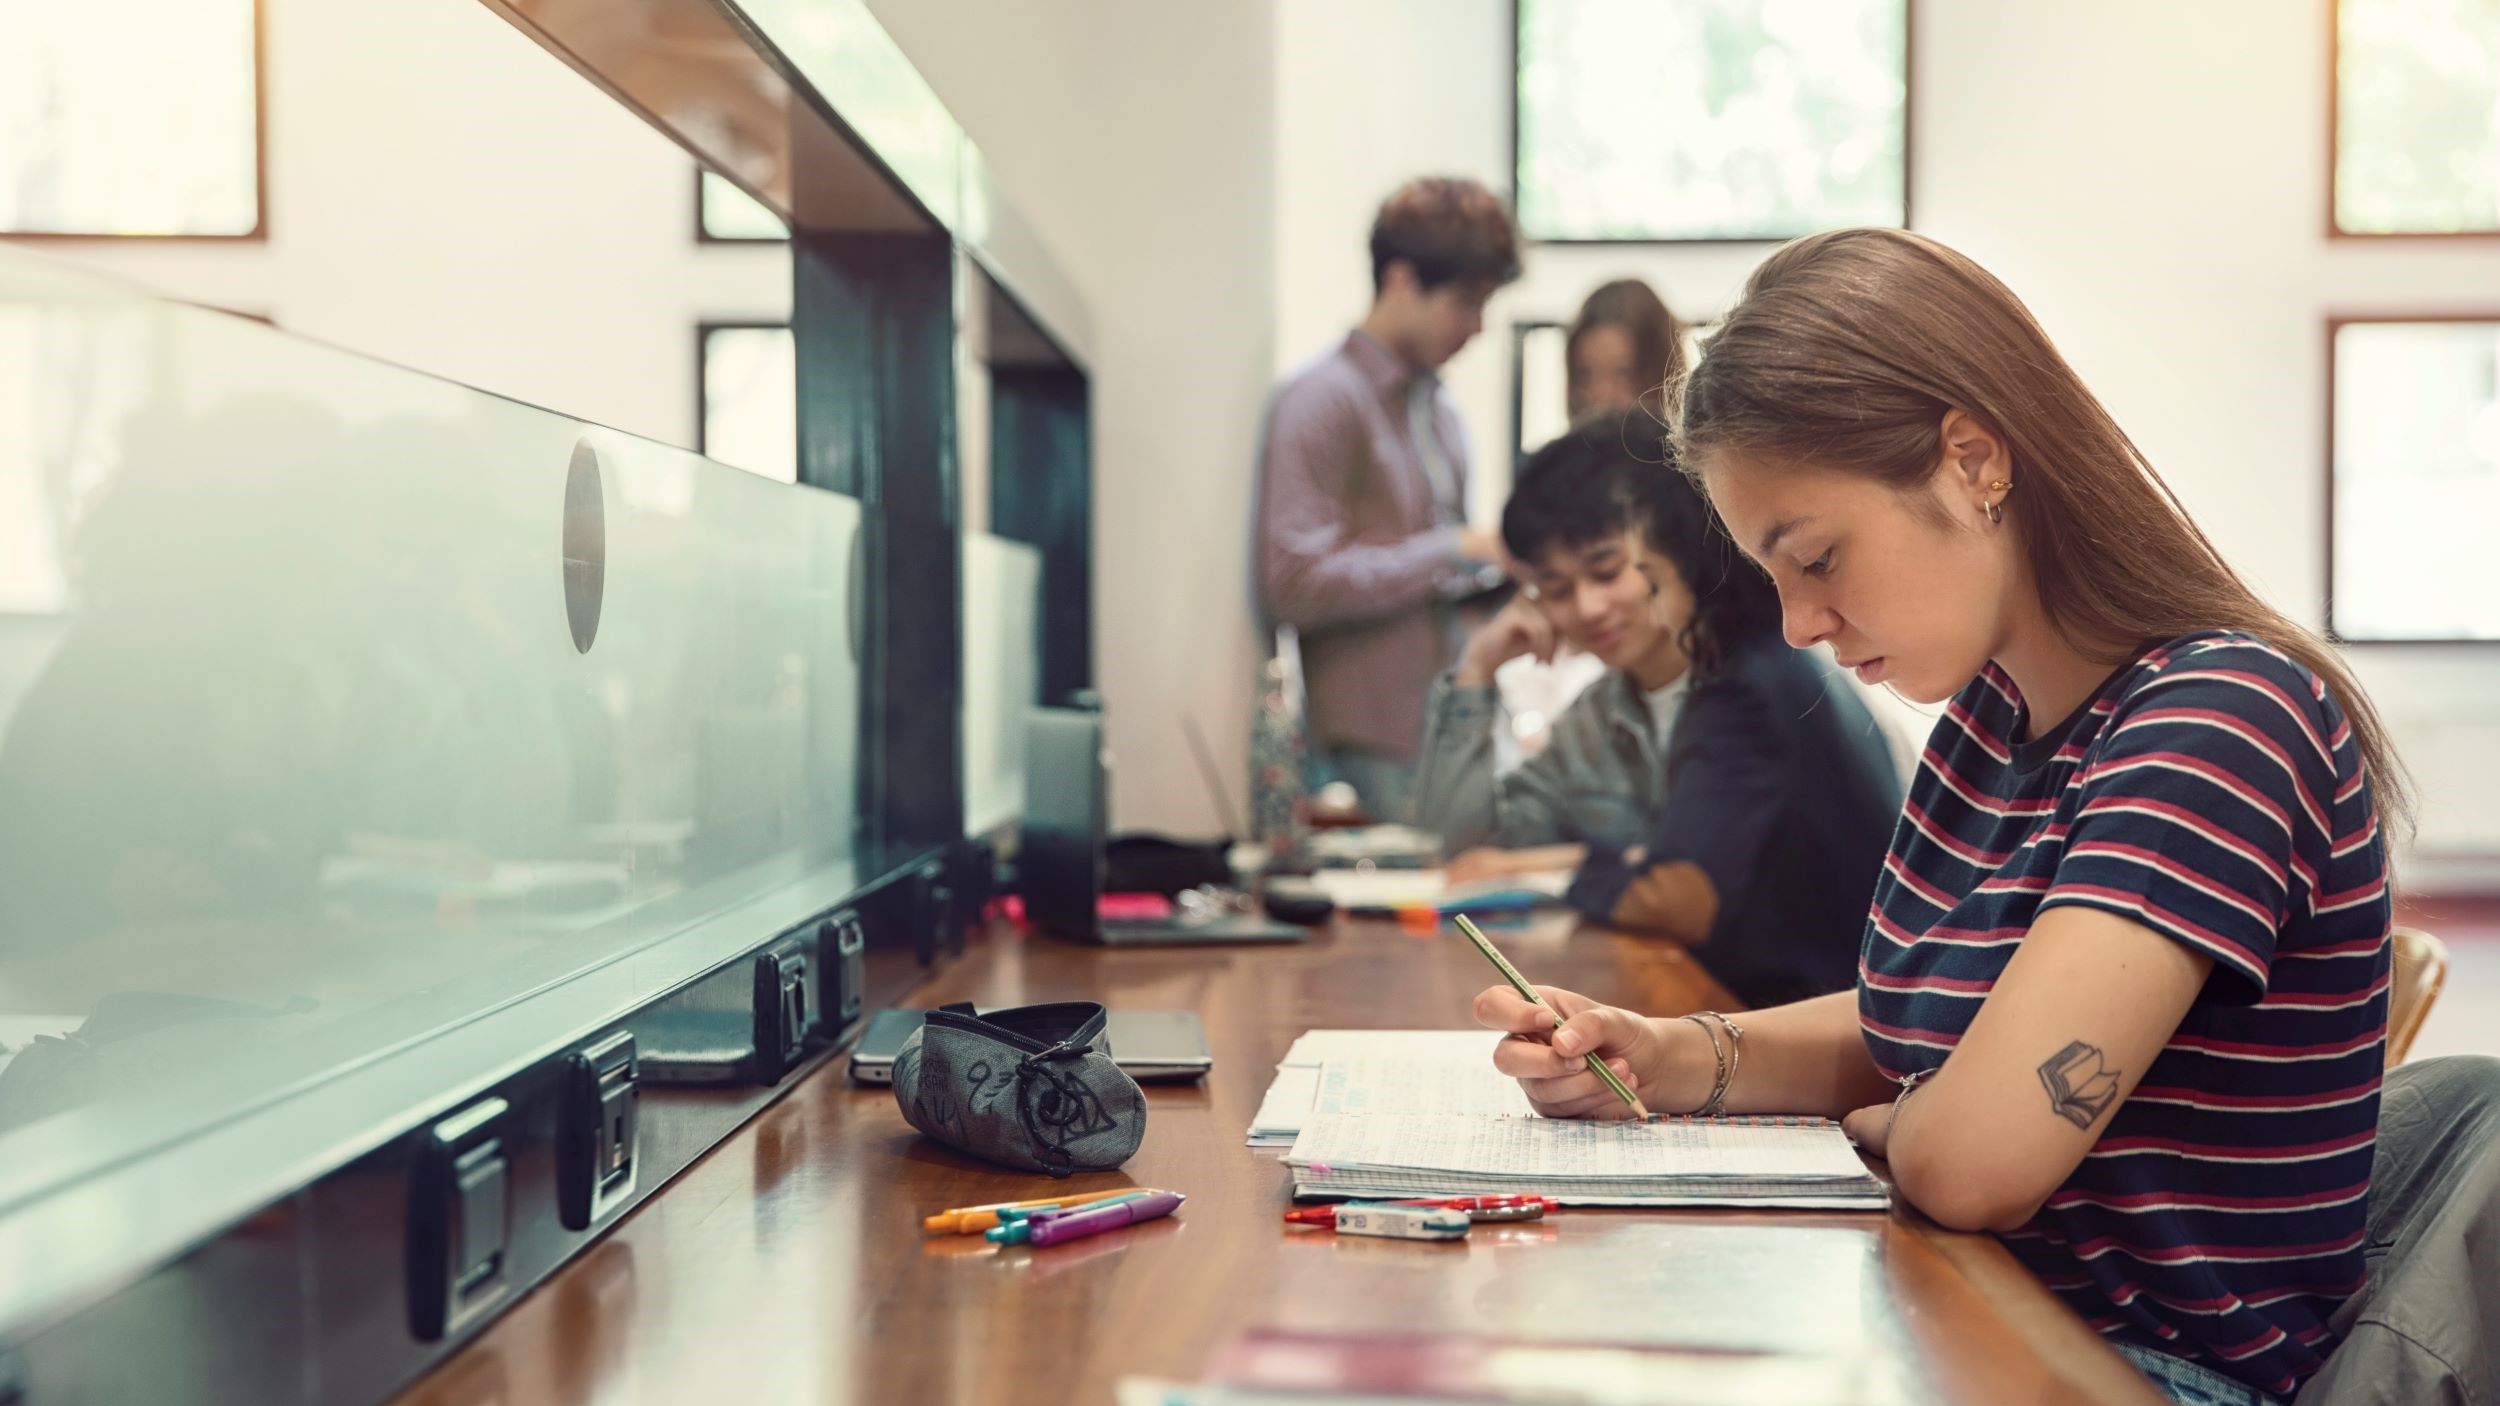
[1254,330,1478,762]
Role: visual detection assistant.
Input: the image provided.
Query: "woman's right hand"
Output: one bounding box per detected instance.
[1471,984,1706,1119]
[1452,596,1558,687]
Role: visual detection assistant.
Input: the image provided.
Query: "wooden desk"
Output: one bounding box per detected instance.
[394,915,2162,1406]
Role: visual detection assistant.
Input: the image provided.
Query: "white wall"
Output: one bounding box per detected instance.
[1274,0,2500,884]
[867,0,1275,838]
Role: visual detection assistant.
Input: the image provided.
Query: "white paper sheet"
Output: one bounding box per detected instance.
[1247,1031,1512,1144]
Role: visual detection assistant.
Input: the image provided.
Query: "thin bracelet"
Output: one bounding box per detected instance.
[1686,1012,1743,1116]
[1887,1066,1934,1136]
[1680,1011,1743,1116]
[1677,1012,1726,1116]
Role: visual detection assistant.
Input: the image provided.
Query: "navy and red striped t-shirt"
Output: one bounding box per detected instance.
[1861,632,2392,1397]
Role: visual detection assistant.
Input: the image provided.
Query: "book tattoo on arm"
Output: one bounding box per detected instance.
[2037,1040,2123,1129]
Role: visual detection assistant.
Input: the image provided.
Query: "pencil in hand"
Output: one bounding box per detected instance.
[1452,914,1653,1119]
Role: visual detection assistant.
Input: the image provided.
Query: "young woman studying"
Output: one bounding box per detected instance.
[1471,229,2401,1406]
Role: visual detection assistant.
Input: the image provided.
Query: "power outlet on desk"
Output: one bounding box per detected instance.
[407,1097,512,1342]
[819,909,866,1033]
[556,1031,638,1230]
[751,935,814,1083]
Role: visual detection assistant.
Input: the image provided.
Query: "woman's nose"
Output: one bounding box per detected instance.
[1781,591,1836,650]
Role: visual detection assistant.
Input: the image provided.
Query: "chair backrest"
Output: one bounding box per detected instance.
[2385,925,2450,1067]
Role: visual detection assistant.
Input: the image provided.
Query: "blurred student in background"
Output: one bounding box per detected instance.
[1491,277,1689,770]
[1564,278,1681,423]
[1255,177,1521,822]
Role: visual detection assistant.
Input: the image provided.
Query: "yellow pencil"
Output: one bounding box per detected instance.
[1452,914,1652,1119]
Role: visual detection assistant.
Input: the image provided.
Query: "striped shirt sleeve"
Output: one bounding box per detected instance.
[2037,642,2341,1002]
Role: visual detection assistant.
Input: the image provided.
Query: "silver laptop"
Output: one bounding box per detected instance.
[1022,706,1303,945]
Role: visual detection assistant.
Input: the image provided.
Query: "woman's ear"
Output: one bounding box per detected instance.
[1937,408,2008,494]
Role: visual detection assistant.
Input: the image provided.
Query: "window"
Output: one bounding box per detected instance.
[0,0,263,237]
[1514,0,1910,242]
[698,170,790,241]
[2332,0,2500,237]
[697,323,798,482]
[2328,317,2500,641]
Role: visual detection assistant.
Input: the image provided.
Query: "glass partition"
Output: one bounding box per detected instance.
[961,533,1042,836]
[0,246,862,1208]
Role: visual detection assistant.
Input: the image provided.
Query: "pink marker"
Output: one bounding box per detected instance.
[1026,1190,1184,1247]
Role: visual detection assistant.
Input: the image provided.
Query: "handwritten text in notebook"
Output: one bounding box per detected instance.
[1310,1058,1532,1120]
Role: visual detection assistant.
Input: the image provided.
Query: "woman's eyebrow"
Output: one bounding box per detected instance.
[1756,515,1817,558]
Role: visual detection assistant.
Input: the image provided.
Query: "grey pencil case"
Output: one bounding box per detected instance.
[893,1001,1147,1176]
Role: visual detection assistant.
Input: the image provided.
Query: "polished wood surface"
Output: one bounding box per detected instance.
[395,914,2162,1406]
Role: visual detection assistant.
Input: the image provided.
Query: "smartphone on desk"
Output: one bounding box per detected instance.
[847,1008,1213,1085]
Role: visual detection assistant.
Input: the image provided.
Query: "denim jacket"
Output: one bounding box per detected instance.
[1410,669,1673,852]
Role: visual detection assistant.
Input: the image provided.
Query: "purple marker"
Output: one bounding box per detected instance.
[1026,1190,1184,1247]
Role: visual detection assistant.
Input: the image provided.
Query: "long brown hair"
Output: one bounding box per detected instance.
[1674,227,2413,838]
[1567,278,1682,416]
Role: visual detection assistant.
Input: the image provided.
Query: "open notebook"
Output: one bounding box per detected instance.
[1283,1055,1889,1209]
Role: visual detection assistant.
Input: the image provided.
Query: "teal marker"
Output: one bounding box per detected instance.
[984,1191,1152,1244]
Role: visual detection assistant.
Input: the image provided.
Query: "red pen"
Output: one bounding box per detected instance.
[1283,1196,1556,1226]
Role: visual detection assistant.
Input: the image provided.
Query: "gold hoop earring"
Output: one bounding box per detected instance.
[1985,479,2010,525]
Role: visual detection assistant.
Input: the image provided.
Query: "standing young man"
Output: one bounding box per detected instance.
[1255,177,1522,821]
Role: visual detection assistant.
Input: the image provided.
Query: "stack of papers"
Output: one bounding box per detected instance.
[1288,1109,1888,1208]
[1245,1030,1515,1147]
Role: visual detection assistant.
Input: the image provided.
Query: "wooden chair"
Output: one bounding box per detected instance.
[2384,925,2449,1067]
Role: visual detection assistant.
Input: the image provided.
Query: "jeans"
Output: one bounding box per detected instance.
[1307,746,1416,827]
[2114,1342,2283,1406]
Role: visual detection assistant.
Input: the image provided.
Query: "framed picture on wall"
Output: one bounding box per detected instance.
[2326,315,2500,642]
[2331,0,2500,237]
[1513,0,1912,243]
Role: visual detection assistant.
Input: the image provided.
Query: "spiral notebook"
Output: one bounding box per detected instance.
[1284,1057,1889,1208]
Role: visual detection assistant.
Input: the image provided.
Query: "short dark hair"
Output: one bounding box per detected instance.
[1369,177,1523,294]
[1500,409,1781,676]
